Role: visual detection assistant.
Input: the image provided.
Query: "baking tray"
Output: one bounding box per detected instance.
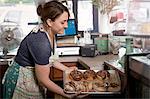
[63,70,121,94]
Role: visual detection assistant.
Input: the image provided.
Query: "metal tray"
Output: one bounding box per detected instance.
[63,70,121,94]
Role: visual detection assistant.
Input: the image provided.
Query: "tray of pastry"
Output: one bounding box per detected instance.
[63,69,121,94]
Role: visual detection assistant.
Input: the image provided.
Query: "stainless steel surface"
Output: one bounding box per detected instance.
[130,56,150,80]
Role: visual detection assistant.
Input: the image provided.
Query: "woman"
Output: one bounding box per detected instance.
[3,1,83,99]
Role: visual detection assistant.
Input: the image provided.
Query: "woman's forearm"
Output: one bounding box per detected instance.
[35,65,69,98]
[53,60,69,71]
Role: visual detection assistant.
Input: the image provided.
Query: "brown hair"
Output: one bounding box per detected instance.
[37,1,70,23]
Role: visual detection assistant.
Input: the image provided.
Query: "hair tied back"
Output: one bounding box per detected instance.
[37,4,44,17]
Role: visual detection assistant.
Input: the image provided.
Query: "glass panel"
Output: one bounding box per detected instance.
[0,1,38,38]
[127,0,150,36]
[4,10,22,24]
[78,0,93,31]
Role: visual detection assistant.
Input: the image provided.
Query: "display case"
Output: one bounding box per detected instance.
[126,1,150,97]
[126,53,150,98]
[127,0,150,51]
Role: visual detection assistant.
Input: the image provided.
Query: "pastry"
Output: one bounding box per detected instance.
[83,81,93,92]
[83,70,96,80]
[64,81,76,92]
[69,70,83,81]
[87,82,93,92]
[92,80,106,92]
[107,82,120,92]
[75,82,85,92]
[75,81,93,92]
[96,70,110,80]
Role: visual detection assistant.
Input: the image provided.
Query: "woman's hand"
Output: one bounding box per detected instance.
[53,61,77,72]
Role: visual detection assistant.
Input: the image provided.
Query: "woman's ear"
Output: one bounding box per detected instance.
[46,19,52,27]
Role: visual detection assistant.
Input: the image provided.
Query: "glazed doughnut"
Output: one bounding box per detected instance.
[70,70,83,81]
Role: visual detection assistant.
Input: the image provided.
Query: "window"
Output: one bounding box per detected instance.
[78,0,93,31]
[0,0,38,38]
[72,0,98,32]
[4,10,22,23]
[0,0,38,54]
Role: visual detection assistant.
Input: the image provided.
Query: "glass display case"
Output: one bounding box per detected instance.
[127,0,150,52]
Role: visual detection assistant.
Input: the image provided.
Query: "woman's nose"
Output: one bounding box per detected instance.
[64,22,68,28]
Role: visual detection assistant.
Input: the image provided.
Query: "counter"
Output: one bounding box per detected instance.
[130,56,150,86]
[53,54,125,99]
[58,54,119,70]
[128,56,150,98]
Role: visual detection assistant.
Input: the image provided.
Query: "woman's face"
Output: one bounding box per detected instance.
[50,12,68,34]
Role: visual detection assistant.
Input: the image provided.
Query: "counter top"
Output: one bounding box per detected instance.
[131,56,150,66]
[58,54,119,70]
[58,54,127,92]
[104,60,125,75]
[0,54,122,74]
[130,56,150,81]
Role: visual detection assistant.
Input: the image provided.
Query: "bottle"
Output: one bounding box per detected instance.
[84,28,92,44]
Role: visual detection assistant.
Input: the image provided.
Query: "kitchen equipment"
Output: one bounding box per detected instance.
[0,22,22,59]
[80,44,96,57]
[94,36,109,54]
[56,46,80,56]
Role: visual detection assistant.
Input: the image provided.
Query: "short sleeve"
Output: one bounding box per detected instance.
[27,32,51,65]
